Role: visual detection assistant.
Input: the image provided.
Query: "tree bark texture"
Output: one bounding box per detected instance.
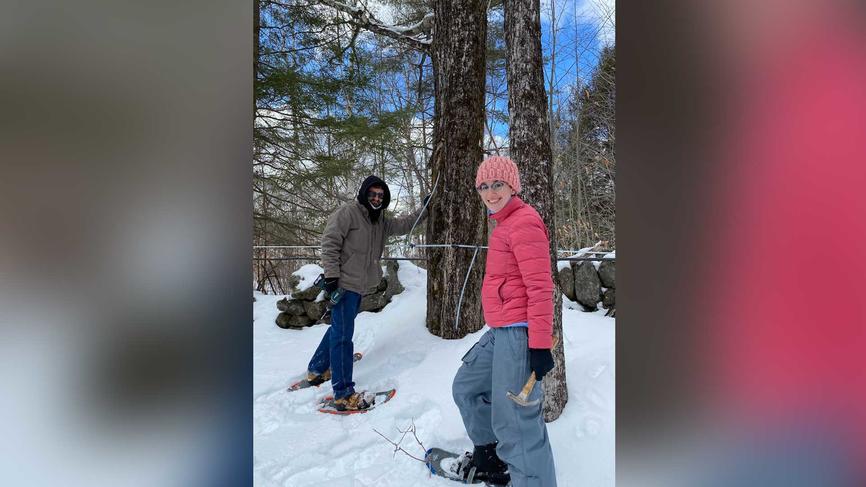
[425,0,488,339]
[504,0,568,421]
[253,0,259,80]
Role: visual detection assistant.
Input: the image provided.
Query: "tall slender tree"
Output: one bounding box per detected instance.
[503,0,567,421]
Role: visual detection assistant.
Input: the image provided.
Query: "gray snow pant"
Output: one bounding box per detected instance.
[452,327,557,487]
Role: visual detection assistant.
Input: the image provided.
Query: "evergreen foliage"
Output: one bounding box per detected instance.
[554,45,616,249]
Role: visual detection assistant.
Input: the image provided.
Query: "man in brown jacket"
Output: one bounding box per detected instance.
[305,175,428,411]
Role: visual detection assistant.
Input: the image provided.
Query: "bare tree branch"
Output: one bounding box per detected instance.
[372,424,426,463]
[318,0,432,51]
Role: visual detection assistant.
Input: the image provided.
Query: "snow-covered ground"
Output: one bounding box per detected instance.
[254,262,614,487]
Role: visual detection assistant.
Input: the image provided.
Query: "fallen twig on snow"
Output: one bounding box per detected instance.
[373,418,427,463]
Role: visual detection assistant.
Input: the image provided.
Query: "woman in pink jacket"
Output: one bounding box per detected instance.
[451,156,557,487]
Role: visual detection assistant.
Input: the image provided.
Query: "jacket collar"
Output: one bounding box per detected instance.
[353,200,371,218]
[489,196,524,222]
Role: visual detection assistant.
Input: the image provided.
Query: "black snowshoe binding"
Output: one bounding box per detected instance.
[456,443,511,486]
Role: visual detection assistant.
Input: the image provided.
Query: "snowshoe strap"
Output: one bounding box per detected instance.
[454,453,478,483]
[465,466,476,484]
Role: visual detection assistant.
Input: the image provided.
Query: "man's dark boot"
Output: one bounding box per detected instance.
[459,443,510,486]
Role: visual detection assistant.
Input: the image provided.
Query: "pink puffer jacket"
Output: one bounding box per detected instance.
[481,197,554,349]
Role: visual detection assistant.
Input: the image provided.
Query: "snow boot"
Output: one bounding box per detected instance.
[333,391,372,412]
[458,443,511,486]
[305,369,331,386]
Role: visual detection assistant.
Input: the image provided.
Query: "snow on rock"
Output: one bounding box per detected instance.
[254,260,614,487]
[291,264,324,294]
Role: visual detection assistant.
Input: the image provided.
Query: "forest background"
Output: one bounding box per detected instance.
[253,0,615,291]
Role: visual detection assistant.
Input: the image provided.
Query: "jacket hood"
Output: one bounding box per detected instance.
[357,175,391,222]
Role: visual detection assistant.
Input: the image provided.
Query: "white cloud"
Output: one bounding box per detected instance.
[578,0,615,46]
[541,0,615,47]
[484,133,509,154]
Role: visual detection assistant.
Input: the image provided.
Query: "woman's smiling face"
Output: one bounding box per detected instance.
[476,179,514,213]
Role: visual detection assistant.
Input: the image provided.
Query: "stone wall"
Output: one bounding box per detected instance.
[275,261,405,329]
[274,258,614,328]
[558,260,615,315]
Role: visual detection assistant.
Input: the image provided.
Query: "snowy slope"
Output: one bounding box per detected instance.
[254,262,614,487]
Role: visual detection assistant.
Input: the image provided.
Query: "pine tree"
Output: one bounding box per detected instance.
[253,1,427,291]
[254,3,420,240]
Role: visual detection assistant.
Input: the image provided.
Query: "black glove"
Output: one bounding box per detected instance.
[422,194,431,206]
[529,348,554,380]
[322,277,339,295]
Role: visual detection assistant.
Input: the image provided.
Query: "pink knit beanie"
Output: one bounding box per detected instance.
[475,156,521,194]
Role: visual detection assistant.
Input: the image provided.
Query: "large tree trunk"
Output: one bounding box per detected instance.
[504,0,568,421]
[253,0,260,116]
[425,0,488,339]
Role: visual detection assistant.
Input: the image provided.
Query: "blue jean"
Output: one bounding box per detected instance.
[306,290,362,400]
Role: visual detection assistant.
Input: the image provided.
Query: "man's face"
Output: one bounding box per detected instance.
[367,185,385,209]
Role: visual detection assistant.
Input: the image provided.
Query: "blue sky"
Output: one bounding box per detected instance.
[259,0,615,147]
[486,0,615,144]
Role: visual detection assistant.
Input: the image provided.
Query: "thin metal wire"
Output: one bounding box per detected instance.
[253,255,610,262]
[254,243,614,258]
[559,257,616,262]
[252,256,428,262]
[253,245,321,249]
[454,245,481,332]
[405,170,442,249]
[411,243,489,249]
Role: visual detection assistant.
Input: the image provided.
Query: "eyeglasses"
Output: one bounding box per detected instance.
[476,181,508,193]
[367,190,385,199]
